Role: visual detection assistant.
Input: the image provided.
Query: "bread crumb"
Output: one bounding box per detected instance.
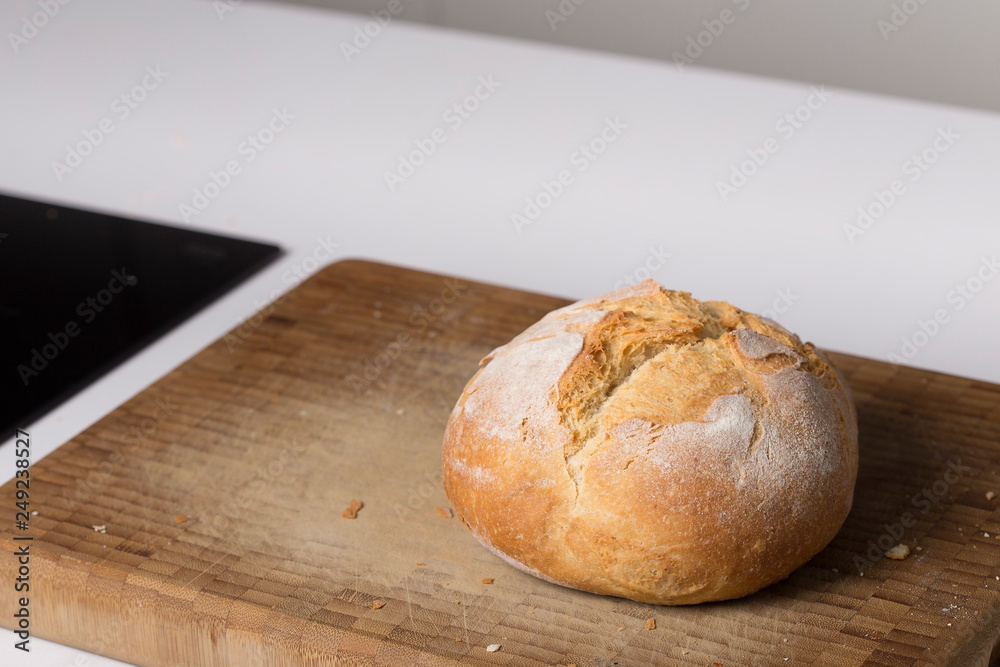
[455,637,462,642]
[416,562,426,566]
[174,515,188,524]
[885,544,910,560]
[617,626,624,632]
[342,498,363,519]
[486,644,501,652]
[372,600,385,610]
[646,618,655,630]
[987,491,996,500]
[436,506,454,519]
[481,577,494,584]
[455,600,461,604]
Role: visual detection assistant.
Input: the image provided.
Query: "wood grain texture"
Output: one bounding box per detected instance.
[2,259,1000,666]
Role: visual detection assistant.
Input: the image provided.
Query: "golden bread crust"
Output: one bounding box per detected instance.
[442,280,858,605]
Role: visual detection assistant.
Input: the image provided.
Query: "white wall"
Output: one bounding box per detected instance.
[279,0,1000,115]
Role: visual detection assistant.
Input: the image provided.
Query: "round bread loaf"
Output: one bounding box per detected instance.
[442,280,858,605]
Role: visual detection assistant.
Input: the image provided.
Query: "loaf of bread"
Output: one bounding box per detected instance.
[442,280,858,605]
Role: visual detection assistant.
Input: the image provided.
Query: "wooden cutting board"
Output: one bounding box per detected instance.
[3,260,1000,667]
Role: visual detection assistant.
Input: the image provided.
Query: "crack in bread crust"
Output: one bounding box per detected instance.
[559,317,685,500]
[554,284,833,504]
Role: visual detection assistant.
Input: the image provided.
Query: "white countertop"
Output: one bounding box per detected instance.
[2,0,1000,663]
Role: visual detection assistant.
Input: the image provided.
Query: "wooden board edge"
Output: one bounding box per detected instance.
[0,538,466,666]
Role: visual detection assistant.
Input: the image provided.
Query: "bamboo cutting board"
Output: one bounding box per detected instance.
[2,260,1000,666]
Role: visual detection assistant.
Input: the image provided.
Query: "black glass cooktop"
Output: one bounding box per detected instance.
[0,192,281,439]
